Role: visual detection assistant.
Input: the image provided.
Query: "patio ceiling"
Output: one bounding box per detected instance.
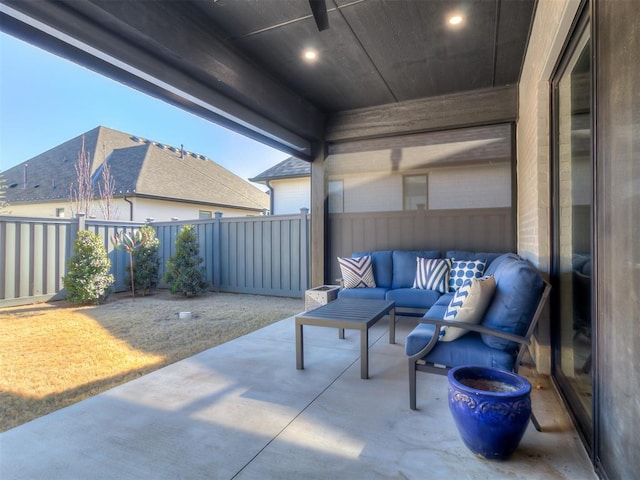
[0,0,535,159]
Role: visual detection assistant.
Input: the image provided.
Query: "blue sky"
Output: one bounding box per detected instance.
[0,32,289,187]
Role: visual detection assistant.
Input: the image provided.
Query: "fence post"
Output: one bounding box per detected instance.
[68,213,87,265]
[300,208,309,294]
[213,212,222,292]
[76,213,86,232]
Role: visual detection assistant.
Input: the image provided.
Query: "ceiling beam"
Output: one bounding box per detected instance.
[325,85,518,142]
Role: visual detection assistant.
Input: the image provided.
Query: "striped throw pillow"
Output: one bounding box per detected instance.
[338,256,376,289]
[413,258,451,293]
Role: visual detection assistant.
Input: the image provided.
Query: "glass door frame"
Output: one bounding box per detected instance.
[550,2,595,455]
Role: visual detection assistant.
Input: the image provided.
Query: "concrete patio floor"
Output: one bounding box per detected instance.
[1,314,595,479]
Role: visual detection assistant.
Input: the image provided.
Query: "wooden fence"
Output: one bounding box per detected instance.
[0,210,310,307]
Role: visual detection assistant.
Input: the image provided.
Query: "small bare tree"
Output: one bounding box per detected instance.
[97,157,118,220]
[69,136,94,217]
[0,171,9,214]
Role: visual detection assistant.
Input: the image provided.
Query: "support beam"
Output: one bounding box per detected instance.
[310,142,327,287]
[326,85,518,142]
[0,0,324,159]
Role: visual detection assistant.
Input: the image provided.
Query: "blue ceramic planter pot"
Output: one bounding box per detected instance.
[448,366,532,460]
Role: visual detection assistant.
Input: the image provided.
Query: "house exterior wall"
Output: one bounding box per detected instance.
[270,177,310,214]
[428,164,511,210]
[326,164,511,213]
[133,197,262,221]
[3,199,131,221]
[517,0,582,374]
[3,197,263,222]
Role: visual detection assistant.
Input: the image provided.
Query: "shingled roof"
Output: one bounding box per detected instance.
[2,126,268,212]
[249,156,310,183]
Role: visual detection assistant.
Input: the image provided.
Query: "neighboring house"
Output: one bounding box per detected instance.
[250,156,310,215]
[2,126,269,221]
[252,126,512,216]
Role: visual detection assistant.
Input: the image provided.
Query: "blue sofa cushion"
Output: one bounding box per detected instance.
[405,323,438,356]
[405,326,514,370]
[392,250,440,289]
[424,333,515,371]
[353,250,393,289]
[385,288,441,310]
[338,287,388,301]
[484,253,520,276]
[481,257,544,351]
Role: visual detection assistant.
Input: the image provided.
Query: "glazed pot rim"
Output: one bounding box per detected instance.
[448,365,531,397]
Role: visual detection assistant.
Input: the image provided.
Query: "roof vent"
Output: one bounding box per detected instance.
[8,182,18,188]
[199,155,206,160]
[33,184,40,188]
[131,136,140,142]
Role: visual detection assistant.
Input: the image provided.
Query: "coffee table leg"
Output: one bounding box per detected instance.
[296,321,304,370]
[389,308,396,344]
[361,327,369,379]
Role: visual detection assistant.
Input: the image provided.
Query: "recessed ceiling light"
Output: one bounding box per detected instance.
[303,49,318,62]
[448,14,464,26]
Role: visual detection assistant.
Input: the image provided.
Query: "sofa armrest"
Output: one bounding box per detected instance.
[417,317,530,346]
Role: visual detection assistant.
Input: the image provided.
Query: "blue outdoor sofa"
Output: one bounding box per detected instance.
[337,249,550,427]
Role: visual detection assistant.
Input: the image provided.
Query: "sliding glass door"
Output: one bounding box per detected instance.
[551,17,593,447]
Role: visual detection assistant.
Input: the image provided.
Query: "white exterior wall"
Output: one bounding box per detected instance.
[328,164,510,213]
[429,164,511,209]
[342,173,403,212]
[270,178,310,214]
[3,197,262,222]
[517,0,581,373]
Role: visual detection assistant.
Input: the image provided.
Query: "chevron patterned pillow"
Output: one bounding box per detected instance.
[440,275,496,342]
[413,258,452,293]
[338,256,377,289]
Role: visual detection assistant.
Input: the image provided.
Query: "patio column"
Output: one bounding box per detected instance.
[310,141,327,287]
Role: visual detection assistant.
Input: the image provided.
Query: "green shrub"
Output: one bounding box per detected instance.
[128,225,160,296]
[63,230,114,304]
[163,224,209,296]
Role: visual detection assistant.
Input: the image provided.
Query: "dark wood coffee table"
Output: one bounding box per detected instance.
[295,298,396,379]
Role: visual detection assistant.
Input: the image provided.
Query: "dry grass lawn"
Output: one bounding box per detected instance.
[0,290,304,432]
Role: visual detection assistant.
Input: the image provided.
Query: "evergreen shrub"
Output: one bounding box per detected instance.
[164,224,209,296]
[63,230,114,304]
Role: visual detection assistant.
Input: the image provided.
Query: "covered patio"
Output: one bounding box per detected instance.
[1,1,638,478]
[1,316,593,479]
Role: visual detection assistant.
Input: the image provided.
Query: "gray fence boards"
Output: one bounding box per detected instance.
[1,217,74,304]
[328,208,513,282]
[1,211,310,307]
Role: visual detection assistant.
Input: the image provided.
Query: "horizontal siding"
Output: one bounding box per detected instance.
[328,208,513,282]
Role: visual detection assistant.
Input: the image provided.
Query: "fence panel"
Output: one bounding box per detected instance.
[1,212,310,307]
[1,217,75,305]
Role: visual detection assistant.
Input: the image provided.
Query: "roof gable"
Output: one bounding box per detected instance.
[250,156,310,183]
[2,126,268,211]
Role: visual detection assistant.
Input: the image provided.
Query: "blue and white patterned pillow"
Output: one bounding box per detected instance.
[413,258,451,293]
[441,275,496,342]
[337,256,376,289]
[448,259,487,292]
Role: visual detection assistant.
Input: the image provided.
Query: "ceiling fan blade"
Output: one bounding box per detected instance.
[309,0,329,31]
